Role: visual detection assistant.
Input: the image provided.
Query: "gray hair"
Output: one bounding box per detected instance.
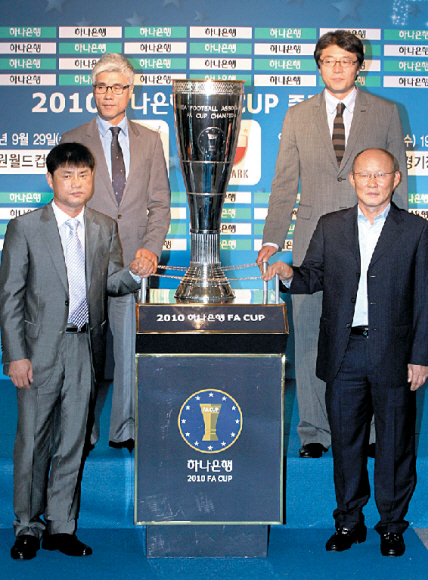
[92,53,134,86]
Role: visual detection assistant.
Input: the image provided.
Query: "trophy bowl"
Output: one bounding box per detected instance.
[173,79,245,303]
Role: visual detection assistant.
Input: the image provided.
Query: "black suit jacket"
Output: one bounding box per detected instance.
[288,203,428,387]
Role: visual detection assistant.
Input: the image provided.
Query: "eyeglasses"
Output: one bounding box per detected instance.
[353,172,396,181]
[93,84,131,95]
[319,58,358,68]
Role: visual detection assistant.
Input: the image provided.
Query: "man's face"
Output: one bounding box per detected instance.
[318,44,361,98]
[349,149,401,217]
[93,70,133,125]
[47,164,94,217]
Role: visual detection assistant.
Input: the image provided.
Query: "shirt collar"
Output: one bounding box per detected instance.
[52,200,85,229]
[357,202,391,224]
[325,86,357,115]
[96,114,128,138]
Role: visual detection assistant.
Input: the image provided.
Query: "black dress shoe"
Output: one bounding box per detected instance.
[11,535,40,560]
[367,443,376,458]
[109,438,134,453]
[299,443,328,458]
[380,532,405,557]
[43,533,92,556]
[326,524,367,552]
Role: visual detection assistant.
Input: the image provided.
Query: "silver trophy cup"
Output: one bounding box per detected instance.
[173,79,245,303]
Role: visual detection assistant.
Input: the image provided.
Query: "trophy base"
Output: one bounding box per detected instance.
[175,263,235,303]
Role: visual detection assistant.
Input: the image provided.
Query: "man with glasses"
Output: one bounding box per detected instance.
[262,148,427,557]
[257,30,408,460]
[61,53,171,452]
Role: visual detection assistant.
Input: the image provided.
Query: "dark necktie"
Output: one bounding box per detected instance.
[332,102,346,167]
[110,126,126,205]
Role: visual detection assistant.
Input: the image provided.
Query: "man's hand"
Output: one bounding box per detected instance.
[261,261,294,283]
[408,364,428,391]
[9,359,33,389]
[134,248,158,278]
[256,246,278,273]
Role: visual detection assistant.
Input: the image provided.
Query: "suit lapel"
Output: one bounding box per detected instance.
[341,89,368,169]
[85,118,117,206]
[339,206,361,269]
[39,203,69,293]
[84,208,100,291]
[314,91,339,170]
[369,204,405,268]
[121,119,143,205]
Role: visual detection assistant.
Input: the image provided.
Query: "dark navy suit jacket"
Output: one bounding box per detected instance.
[288,202,428,387]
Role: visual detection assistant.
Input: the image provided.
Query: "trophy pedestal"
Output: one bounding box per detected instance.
[135,290,288,558]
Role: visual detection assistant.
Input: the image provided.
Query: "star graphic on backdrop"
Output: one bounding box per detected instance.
[222,396,227,401]
[196,396,200,400]
[185,432,190,437]
[231,432,236,437]
[332,0,361,21]
[195,11,207,22]
[181,419,186,424]
[186,405,190,410]
[208,446,213,450]
[232,405,236,410]
[194,441,199,446]
[76,17,92,26]
[126,11,147,26]
[408,2,420,17]
[163,0,180,7]
[46,0,67,13]
[221,442,226,446]
[209,393,214,397]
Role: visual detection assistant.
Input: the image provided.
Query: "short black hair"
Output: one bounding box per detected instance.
[46,142,95,175]
[352,148,399,173]
[314,30,364,68]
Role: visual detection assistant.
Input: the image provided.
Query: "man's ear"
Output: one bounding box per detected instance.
[46,172,54,190]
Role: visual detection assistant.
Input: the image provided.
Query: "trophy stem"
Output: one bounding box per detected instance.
[175,233,234,303]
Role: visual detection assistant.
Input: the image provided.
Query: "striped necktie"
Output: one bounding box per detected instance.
[110,126,126,205]
[332,102,346,167]
[65,218,89,329]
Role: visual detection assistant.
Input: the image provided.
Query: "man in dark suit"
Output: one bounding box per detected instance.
[0,143,147,560]
[61,53,171,451]
[263,148,428,556]
[257,30,408,459]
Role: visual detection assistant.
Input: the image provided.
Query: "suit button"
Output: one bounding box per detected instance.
[65,300,69,306]
[351,297,356,303]
[346,323,351,328]
[337,177,344,182]
[118,214,122,219]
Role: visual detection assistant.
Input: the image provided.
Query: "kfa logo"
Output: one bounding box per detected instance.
[178,389,242,453]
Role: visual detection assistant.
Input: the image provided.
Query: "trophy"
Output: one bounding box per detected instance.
[173,79,245,303]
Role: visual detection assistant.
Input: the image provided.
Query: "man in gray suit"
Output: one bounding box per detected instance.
[61,53,171,451]
[257,30,408,458]
[0,143,146,560]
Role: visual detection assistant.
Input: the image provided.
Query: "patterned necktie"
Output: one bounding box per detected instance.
[332,102,346,166]
[110,126,126,205]
[65,218,89,329]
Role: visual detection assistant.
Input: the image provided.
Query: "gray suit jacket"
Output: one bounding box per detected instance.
[61,118,171,265]
[263,89,408,266]
[0,203,140,385]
